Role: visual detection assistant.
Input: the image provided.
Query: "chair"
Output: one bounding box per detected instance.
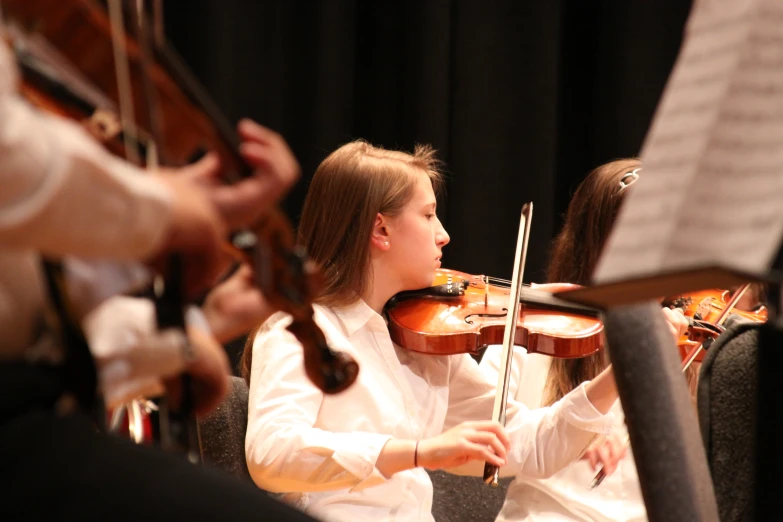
[428,470,509,522]
[198,376,252,480]
[697,320,762,522]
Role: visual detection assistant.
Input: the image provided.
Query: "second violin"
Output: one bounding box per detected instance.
[664,287,767,365]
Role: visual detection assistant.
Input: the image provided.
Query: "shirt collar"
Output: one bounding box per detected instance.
[332,299,384,337]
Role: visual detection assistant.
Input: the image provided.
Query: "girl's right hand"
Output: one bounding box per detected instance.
[418,420,510,469]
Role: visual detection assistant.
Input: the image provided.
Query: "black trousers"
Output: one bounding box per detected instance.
[0,363,317,521]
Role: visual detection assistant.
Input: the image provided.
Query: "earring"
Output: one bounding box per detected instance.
[384,241,389,246]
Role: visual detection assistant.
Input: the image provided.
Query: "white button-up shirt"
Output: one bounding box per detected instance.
[480,346,647,522]
[83,295,209,408]
[246,299,617,522]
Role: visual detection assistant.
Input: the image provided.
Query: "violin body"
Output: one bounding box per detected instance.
[387,268,604,358]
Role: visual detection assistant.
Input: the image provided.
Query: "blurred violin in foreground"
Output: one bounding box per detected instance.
[2,0,358,395]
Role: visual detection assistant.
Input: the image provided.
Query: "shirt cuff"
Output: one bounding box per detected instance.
[103,373,165,410]
[330,433,394,492]
[84,297,190,405]
[556,381,616,436]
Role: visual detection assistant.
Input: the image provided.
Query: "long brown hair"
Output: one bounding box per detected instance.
[240,140,444,382]
[542,158,641,406]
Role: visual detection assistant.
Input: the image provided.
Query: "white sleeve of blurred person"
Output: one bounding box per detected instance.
[63,258,172,408]
[64,258,153,315]
[82,295,210,410]
[41,162,194,405]
[73,260,268,413]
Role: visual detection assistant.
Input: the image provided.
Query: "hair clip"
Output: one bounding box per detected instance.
[618,168,641,193]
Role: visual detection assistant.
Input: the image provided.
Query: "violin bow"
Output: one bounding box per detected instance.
[106,0,201,463]
[484,202,534,486]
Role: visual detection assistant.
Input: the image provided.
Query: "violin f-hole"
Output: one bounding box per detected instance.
[465,309,508,324]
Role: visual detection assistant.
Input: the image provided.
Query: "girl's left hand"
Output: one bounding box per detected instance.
[582,431,627,476]
[661,306,690,343]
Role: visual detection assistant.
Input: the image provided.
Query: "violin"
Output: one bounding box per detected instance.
[2,0,359,461]
[663,287,768,365]
[386,268,605,358]
[2,0,358,396]
[665,288,768,325]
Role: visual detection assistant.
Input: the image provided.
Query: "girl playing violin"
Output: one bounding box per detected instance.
[241,141,630,522]
[480,159,691,522]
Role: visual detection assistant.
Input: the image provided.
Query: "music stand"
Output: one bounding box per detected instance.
[554,0,783,520]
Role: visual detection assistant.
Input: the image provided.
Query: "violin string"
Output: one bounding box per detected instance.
[473,277,556,298]
[485,276,535,287]
[482,277,539,291]
[486,276,511,285]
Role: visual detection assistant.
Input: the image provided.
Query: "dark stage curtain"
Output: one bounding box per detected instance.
[162,0,692,369]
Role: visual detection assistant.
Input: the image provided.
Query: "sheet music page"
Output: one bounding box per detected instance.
[593,0,783,285]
